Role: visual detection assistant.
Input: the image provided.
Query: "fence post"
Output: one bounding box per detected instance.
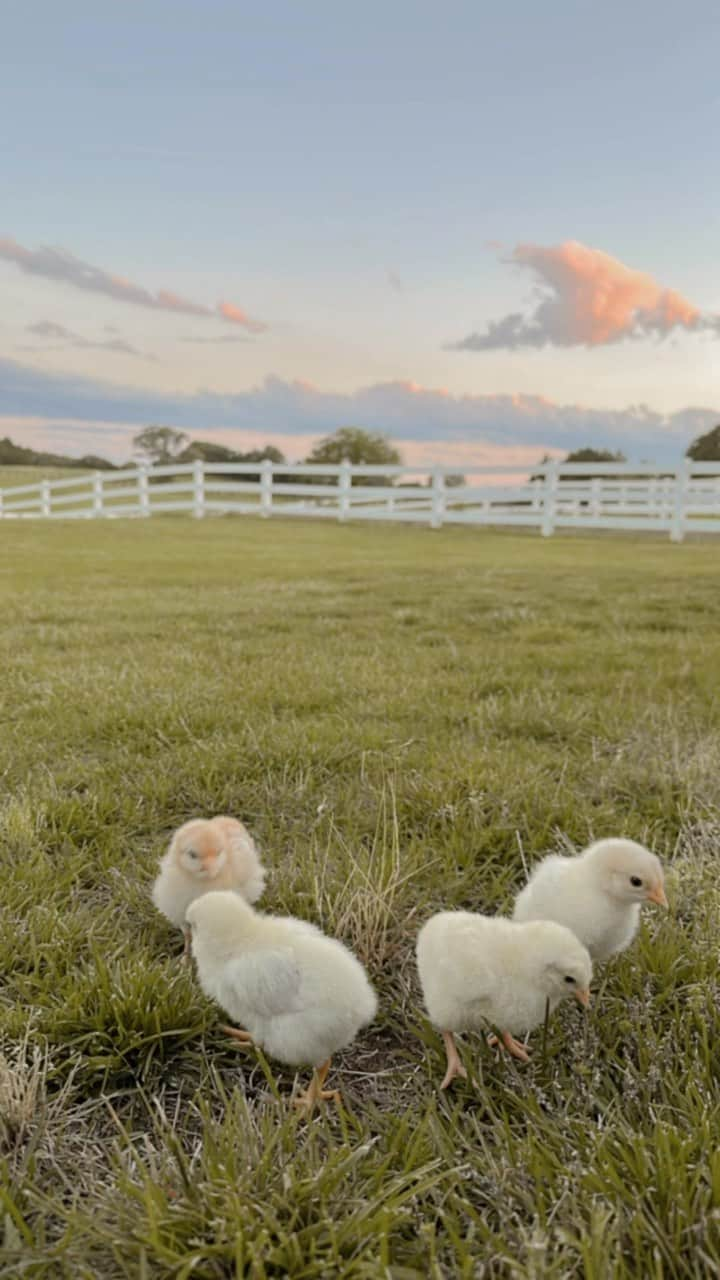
[430,467,445,529]
[670,459,690,543]
[41,479,51,518]
[93,472,104,518]
[260,459,273,517]
[541,461,558,536]
[137,465,150,517]
[193,460,205,518]
[590,477,601,518]
[338,460,351,522]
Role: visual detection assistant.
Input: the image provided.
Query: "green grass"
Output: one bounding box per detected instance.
[1,518,719,1278]
[0,466,93,490]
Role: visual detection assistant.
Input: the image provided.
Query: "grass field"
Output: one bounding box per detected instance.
[0,467,92,490]
[1,518,719,1278]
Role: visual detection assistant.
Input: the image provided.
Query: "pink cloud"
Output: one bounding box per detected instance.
[216,301,267,332]
[0,236,266,332]
[450,240,719,350]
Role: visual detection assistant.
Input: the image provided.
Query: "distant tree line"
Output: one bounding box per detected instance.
[531,429,720,478]
[4,422,720,478]
[0,436,117,470]
[131,425,405,486]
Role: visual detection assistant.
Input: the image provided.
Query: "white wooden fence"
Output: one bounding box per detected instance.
[1,459,719,541]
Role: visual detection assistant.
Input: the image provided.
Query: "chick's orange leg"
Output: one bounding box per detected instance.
[489,1029,530,1063]
[440,1030,468,1090]
[315,1058,341,1103]
[220,1024,254,1044]
[293,1059,341,1114]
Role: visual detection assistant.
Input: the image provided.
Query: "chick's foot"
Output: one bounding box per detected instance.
[293,1060,341,1114]
[440,1030,468,1090]
[488,1030,530,1062]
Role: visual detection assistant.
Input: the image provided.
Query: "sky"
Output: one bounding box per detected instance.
[1,0,719,466]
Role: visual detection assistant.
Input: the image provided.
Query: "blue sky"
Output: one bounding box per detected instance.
[2,0,718,464]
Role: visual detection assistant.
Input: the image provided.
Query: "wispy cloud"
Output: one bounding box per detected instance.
[215,301,265,332]
[21,320,154,360]
[0,356,716,464]
[449,241,720,351]
[180,334,253,345]
[0,236,267,332]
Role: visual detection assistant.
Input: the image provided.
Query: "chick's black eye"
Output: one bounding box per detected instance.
[564,975,575,984]
[630,876,642,887]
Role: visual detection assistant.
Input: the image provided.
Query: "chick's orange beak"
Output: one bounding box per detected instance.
[646,883,668,907]
[574,988,591,1008]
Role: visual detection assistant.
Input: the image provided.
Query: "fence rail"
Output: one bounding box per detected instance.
[1,459,720,540]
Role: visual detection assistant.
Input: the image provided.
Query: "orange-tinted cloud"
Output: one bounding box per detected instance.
[450,240,719,350]
[216,301,267,332]
[0,236,266,332]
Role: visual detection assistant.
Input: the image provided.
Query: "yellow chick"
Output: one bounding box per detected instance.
[416,911,592,1089]
[187,890,378,1114]
[512,838,668,962]
[152,816,266,959]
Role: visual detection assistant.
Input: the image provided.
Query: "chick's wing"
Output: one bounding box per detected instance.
[219,948,304,1018]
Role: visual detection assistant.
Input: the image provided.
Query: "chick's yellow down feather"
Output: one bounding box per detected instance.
[152,816,266,957]
[416,911,592,1089]
[512,838,667,961]
[187,890,377,1113]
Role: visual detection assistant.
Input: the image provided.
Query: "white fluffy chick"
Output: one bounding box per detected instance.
[416,911,592,1089]
[187,890,378,1113]
[512,838,667,962]
[152,816,266,959]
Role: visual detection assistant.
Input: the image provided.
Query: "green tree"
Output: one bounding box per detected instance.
[133,426,188,465]
[530,448,626,483]
[565,447,626,464]
[0,436,115,469]
[686,424,720,461]
[180,440,241,463]
[239,446,286,465]
[304,428,402,486]
[180,441,286,465]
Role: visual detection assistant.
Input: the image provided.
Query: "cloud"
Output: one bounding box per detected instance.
[0,356,716,465]
[21,320,154,361]
[180,334,253,345]
[0,236,266,332]
[449,241,720,351]
[216,301,266,333]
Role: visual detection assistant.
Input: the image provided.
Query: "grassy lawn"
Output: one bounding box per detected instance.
[1,518,719,1278]
[0,467,93,490]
